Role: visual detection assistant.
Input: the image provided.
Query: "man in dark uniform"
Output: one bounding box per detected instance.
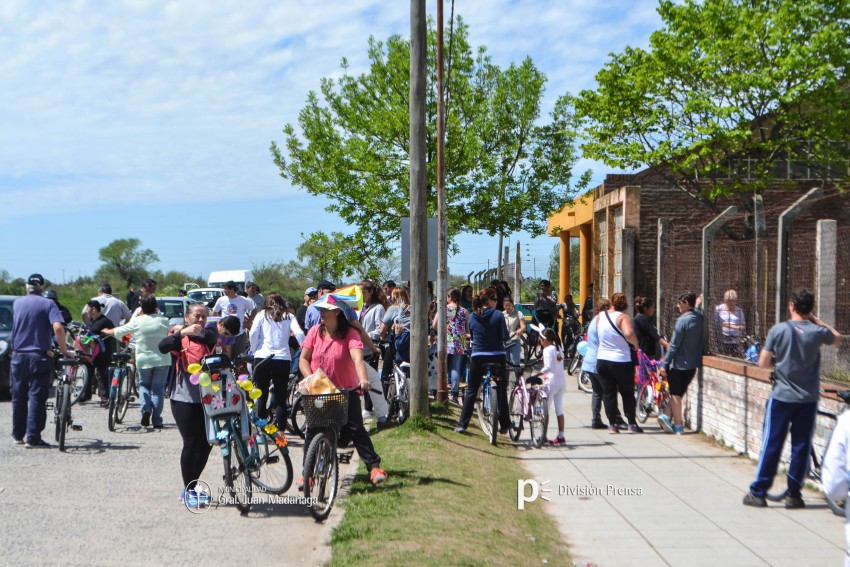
[10,274,73,448]
[581,283,594,329]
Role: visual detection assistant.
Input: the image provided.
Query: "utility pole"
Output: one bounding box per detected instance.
[435,0,448,403]
[409,0,429,418]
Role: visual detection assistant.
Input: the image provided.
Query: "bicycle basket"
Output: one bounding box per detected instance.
[74,333,102,362]
[302,391,349,430]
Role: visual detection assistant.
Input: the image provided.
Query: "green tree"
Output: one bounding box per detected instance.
[295,232,361,284]
[95,238,159,288]
[576,0,850,213]
[271,16,590,265]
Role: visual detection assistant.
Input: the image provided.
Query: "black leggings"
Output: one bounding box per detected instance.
[252,358,291,427]
[597,359,637,425]
[458,355,510,431]
[171,400,213,491]
[303,391,381,472]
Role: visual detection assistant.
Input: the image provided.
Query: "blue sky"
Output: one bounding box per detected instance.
[0,0,662,284]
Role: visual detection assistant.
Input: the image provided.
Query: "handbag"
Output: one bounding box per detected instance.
[604,310,639,367]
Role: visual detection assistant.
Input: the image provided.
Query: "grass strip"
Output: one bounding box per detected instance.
[329,403,569,566]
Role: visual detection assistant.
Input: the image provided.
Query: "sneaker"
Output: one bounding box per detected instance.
[626,424,644,434]
[657,414,674,434]
[548,437,566,446]
[179,488,185,502]
[25,439,51,449]
[785,494,805,509]
[673,425,685,435]
[141,412,151,427]
[370,467,388,485]
[184,489,209,509]
[297,476,304,491]
[449,396,459,404]
[11,435,23,445]
[591,422,608,430]
[362,410,375,420]
[742,493,767,507]
[153,423,164,429]
[616,418,628,430]
[454,425,467,433]
[608,425,620,434]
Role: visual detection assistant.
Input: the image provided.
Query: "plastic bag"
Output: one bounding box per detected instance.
[298,368,338,395]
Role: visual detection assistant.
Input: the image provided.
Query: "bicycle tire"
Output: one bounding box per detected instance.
[107,385,117,432]
[577,370,593,394]
[489,380,499,446]
[116,368,131,423]
[304,432,338,521]
[249,431,293,495]
[529,393,548,448]
[476,381,493,438]
[568,354,582,376]
[810,435,846,516]
[54,384,63,442]
[289,395,306,439]
[69,363,90,406]
[398,379,410,425]
[59,383,70,452]
[508,389,523,441]
[222,431,252,514]
[636,384,652,424]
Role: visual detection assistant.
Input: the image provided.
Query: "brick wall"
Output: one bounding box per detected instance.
[682,356,845,469]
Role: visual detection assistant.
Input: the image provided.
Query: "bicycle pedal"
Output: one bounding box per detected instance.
[71,425,83,431]
[266,456,280,464]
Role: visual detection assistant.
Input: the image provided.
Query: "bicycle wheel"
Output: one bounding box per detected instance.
[107,379,118,432]
[222,431,252,514]
[69,363,90,405]
[398,379,410,425]
[508,389,523,441]
[636,384,652,424]
[476,380,493,437]
[568,354,582,376]
[116,368,131,424]
[810,438,846,516]
[58,383,70,452]
[304,432,338,521]
[488,380,499,446]
[289,395,306,439]
[249,431,293,495]
[54,385,64,442]
[529,393,549,448]
[577,370,593,394]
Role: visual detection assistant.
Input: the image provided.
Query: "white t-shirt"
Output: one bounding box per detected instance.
[213,295,255,334]
[542,344,566,385]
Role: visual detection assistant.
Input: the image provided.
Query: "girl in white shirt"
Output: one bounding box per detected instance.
[540,328,567,445]
[249,293,305,428]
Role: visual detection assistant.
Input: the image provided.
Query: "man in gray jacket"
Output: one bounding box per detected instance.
[659,292,704,434]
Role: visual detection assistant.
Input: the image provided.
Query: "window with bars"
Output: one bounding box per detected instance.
[613,206,623,294]
[598,212,607,297]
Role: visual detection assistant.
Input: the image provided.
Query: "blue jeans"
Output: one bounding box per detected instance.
[11,352,53,443]
[138,365,169,427]
[447,353,464,397]
[506,341,521,366]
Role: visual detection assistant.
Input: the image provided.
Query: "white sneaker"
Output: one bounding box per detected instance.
[362,410,375,420]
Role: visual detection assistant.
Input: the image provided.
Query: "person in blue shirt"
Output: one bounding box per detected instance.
[10,274,73,448]
[455,288,510,434]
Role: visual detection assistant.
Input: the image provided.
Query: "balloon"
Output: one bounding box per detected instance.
[199,373,212,387]
[187,363,202,374]
[238,374,249,382]
[189,372,200,385]
[576,340,589,357]
[249,388,262,400]
[240,380,254,391]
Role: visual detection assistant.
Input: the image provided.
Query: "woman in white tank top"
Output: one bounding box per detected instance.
[596,293,641,434]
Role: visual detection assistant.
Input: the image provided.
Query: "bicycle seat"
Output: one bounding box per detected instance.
[58,358,81,366]
[526,375,544,386]
[111,352,132,363]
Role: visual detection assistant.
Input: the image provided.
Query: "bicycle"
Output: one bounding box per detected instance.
[766,388,850,516]
[107,351,134,431]
[506,360,548,448]
[521,327,543,362]
[635,356,670,425]
[301,389,353,521]
[376,340,410,425]
[474,362,505,445]
[54,356,83,451]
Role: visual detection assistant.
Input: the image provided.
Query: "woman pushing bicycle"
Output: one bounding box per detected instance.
[298,293,387,487]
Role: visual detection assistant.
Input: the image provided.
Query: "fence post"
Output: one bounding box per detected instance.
[702,206,738,352]
[656,218,670,338]
[752,195,766,336]
[816,220,837,327]
[621,228,635,317]
[775,187,823,323]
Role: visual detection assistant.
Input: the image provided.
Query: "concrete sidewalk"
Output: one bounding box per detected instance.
[519,389,845,567]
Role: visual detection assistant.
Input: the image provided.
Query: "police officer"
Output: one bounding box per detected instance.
[10,274,73,448]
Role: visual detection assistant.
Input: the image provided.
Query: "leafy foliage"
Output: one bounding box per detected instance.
[576,0,850,208]
[272,16,590,265]
[95,238,159,287]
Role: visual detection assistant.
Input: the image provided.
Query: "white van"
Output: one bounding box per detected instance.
[208,270,254,292]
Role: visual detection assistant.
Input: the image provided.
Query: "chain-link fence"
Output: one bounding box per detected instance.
[658,223,702,340]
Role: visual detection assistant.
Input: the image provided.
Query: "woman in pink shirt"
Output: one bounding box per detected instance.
[299,296,387,486]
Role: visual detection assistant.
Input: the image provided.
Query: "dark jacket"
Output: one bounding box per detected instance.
[469,307,509,354]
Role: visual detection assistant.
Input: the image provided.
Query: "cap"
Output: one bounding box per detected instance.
[28,273,45,286]
[305,287,318,296]
[312,295,341,311]
[317,280,336,291]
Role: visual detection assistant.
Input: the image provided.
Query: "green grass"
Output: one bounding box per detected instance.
[328,403,568,567]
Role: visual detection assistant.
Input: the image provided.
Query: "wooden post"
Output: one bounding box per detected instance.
[435,0,448,403]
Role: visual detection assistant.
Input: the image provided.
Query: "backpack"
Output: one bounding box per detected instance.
[176,334,214,375]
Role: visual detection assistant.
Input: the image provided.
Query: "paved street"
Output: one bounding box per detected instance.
[0,396,352,567]
[520,388,846,567]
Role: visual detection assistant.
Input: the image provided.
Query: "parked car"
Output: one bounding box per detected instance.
[186,288,225,309]
[157,296,203,326]
[0,295,19,400]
